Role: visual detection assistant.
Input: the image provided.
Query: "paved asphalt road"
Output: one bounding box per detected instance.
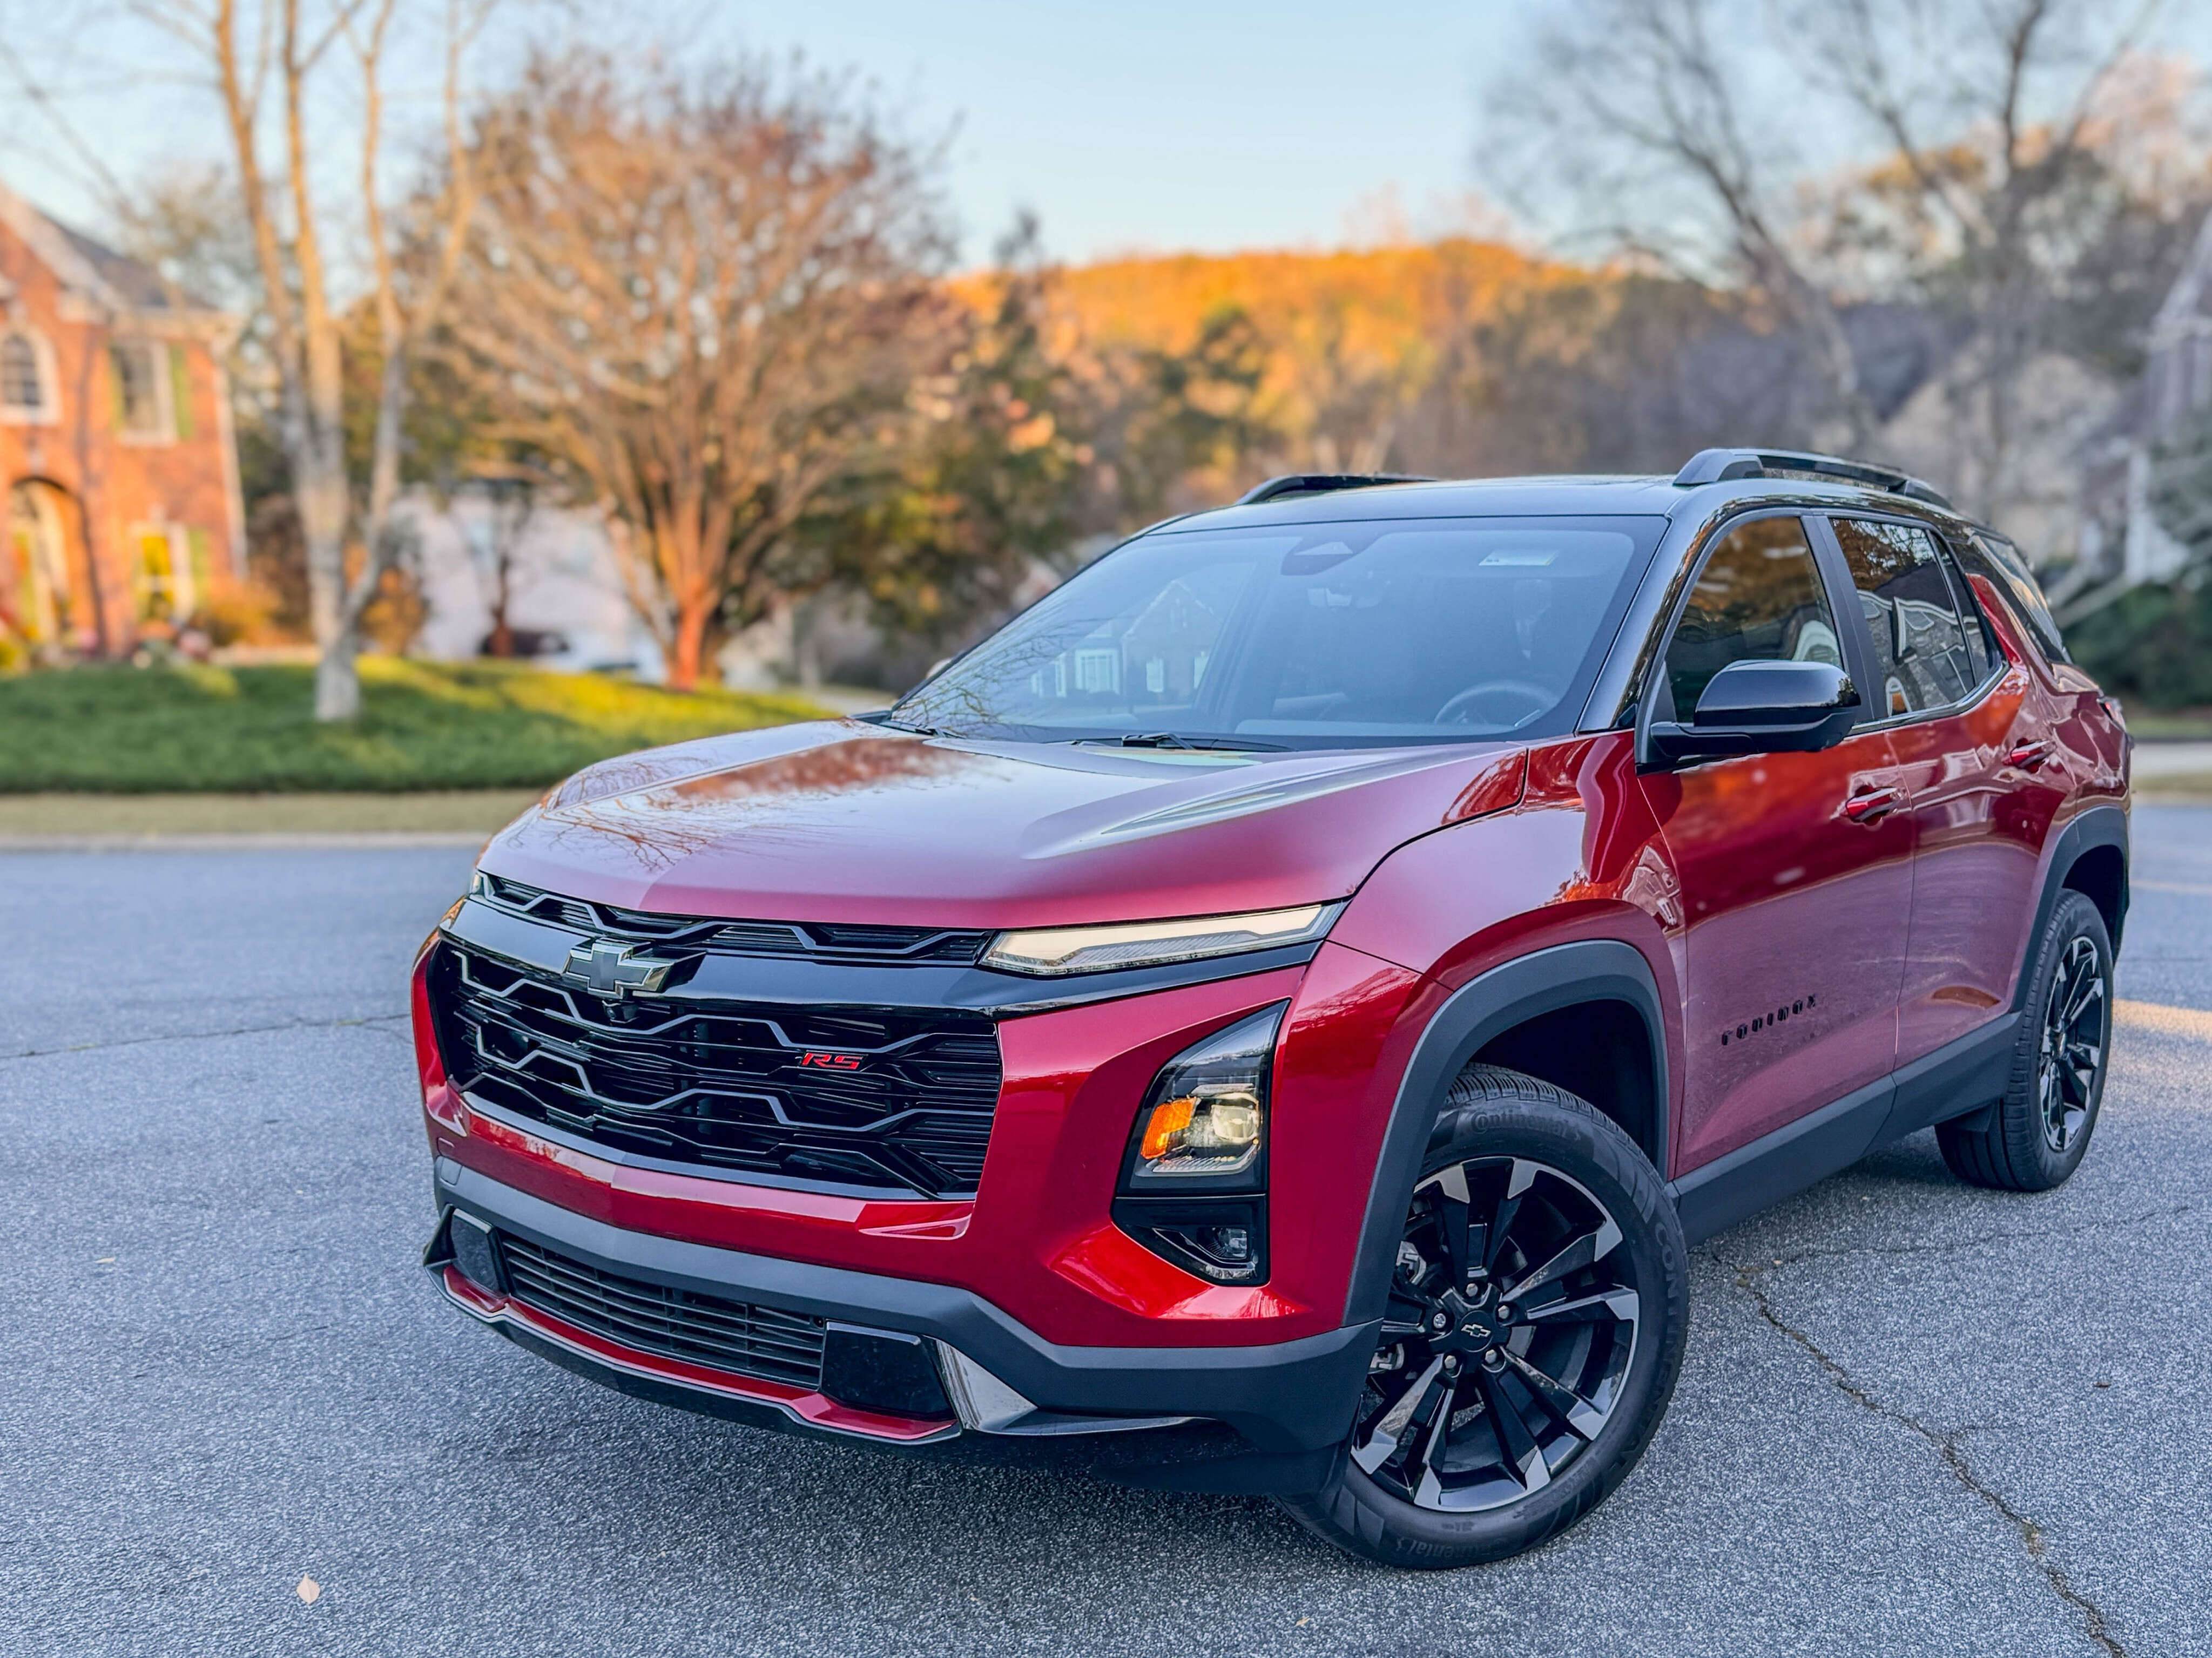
[5,808,2210,1658]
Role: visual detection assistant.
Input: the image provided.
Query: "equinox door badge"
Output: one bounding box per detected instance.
[1719,993,1815,1047]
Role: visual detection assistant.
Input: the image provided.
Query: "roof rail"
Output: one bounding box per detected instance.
[1237,472,1434,505]
[1673,448,1953,511]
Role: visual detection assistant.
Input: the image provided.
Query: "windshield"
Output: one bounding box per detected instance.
[893,516,1663,748]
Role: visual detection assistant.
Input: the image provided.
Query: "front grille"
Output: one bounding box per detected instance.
[496,1233,826,1388]
[478,876,992,966]
[428,942,1002,1196]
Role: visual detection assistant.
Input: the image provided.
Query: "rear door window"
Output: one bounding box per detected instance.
[1964,530,2071,664]
[1661,515,1843,720]
[1830,518,1980,719]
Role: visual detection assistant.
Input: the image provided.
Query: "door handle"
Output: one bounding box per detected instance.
[1842,784,1902,823]
[2006,739,2054,772]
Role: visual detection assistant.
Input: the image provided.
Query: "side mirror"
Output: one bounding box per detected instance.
[1642,659,1859,768]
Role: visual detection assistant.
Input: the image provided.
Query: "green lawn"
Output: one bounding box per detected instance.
[0,659,831,793]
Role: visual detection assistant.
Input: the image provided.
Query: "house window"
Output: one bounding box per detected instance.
[1073,647,1120,694]
[0,330,57,425]
[112,342,173,441]
[134,525,192,622]
[6,483,70,642]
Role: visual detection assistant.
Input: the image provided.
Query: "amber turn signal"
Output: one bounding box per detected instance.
[1139,1095,1196,1161]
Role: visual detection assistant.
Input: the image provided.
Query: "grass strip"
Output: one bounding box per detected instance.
[0,659,827,793]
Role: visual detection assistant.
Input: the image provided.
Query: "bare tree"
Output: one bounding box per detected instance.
[1782,0,2177,516]
[1486,0,1883,447]
[1487,0,2204,524]
[124,0,500,718]
[443,52,956,691]
[462,474,536,657]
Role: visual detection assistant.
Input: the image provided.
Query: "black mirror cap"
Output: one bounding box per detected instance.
[1691,659,1853,727]
[1644,703,1859,767]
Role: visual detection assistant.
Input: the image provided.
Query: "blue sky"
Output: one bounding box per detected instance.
[692,0,1541,261]
[5,2,2208,269]
[1,0,1540,266]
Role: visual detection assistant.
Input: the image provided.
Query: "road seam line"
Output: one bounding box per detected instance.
[3,1012,409,1063]
[2115,1000,2212,1041]
[1735,1262,2126,1658]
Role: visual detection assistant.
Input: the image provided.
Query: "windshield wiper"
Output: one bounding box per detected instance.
[874,713,940,736]
[1097,732,1286,752]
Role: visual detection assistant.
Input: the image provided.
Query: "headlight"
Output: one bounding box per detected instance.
[1121,1005,1282,1194]
[1112,1005,1285,1284]
[982,904,1340,977]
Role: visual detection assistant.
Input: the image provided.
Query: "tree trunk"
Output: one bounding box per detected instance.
[299,446,360,721]
[669,594,714,692]
[793,595,824,690]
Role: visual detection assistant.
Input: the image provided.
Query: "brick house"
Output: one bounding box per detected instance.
[0,178,244,657]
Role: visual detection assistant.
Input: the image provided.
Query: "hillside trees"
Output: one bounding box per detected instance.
[795,215,1092,648]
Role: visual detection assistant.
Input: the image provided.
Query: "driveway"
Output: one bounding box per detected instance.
[4,808,2207,1657]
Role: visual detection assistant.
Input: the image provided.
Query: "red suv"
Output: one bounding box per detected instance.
[414,450,2128,1567]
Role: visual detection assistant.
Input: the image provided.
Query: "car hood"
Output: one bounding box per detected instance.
[481,719,1528,928]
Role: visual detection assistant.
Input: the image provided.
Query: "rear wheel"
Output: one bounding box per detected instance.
[1277,1066,1688,1568]
[1937,889,2113,1192]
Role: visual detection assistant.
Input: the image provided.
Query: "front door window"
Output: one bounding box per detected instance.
[1661,516,1843,721]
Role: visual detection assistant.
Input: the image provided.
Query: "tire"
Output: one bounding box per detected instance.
[1276,1065,1689,1568]
[1937,889,2114,1193]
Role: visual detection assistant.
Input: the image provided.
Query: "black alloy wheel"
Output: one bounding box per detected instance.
[1354,1156,1639,1511]
[1939,889,2114,1193]
[1278,1066,1687,1568]
[2038,934,2105,1155]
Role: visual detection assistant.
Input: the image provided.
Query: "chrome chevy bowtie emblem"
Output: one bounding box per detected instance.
[562,938,677,1001]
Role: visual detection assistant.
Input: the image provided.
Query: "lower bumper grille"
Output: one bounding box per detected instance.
[496,1233,827,1390]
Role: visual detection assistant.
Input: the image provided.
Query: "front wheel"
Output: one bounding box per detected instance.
[1277,1066,1688,1568]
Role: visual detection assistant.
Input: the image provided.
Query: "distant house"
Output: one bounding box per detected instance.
[2075,206,2212,596]
[0,178,244,657]
[401,488,665,676]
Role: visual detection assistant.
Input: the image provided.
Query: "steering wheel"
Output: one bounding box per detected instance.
[1434,680,1555,728]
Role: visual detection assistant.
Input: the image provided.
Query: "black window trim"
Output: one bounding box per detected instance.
[1806,509,2007,734]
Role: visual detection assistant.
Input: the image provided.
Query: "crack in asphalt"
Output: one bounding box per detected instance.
[2,1012,409,1063]
[1735,1261,2127,1658]
[1701,1201,2197,1273]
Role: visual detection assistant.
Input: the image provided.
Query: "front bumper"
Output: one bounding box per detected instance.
[429,1159,1376,1489]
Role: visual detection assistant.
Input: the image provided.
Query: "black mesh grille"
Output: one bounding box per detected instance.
[428,943,1001,1196]
[478,876,992,966]
[496,1233,827,1388]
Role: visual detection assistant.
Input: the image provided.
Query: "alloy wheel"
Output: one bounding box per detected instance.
[2039,935,2106,1155]
[1354,1156,1640,1512]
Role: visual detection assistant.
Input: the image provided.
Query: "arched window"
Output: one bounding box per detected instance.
[0,331,57,423]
